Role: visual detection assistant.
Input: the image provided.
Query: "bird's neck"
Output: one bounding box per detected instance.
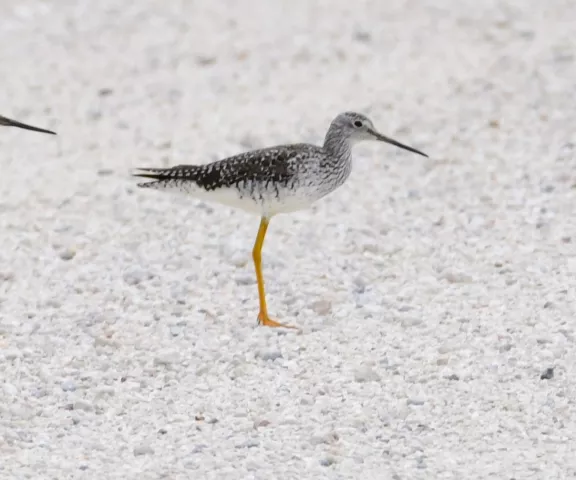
[323,125,353,163]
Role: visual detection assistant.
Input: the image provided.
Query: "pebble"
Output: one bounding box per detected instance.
[310,430,339,445]
[190,444,208,454]
[154,350,181,366]
[58,247,76,261]
[401,316,423,327]
[234,273,255,285]
[256,349,283,361]
[441,269,473,283]
[95,386,115,396]
[541,367,554,380]
[310,299,332,316]
[61,378,76,392]
[353,366,380,383]
[133,444,154,456]
[31,387,47,398]
[123,269,151,286]
[254,419,271,429]
[319,456,337,467]
[4,383,18,396]
[235,439,259,449]
[4,349,22,361]
[72,400,94,412]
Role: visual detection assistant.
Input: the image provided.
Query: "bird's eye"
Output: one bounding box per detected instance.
[353,120,363,128]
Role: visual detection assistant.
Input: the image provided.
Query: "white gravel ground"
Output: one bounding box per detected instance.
[1,1,576,479]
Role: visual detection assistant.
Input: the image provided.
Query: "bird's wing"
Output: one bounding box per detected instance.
[133,144,319,190]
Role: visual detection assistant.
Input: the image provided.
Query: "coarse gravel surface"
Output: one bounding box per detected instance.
[1,1,576,479]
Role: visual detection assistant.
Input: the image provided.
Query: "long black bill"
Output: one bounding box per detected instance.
[0,115,56,135]
[369,129,427,157]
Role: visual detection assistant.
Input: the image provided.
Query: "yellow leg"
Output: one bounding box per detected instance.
[252,217,298,329]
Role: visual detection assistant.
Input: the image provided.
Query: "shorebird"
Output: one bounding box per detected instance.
[134,112,427,329]
[0,114,55,135]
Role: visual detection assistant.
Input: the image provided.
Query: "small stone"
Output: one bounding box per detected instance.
[311,430,339,445]
[61,378,76,392]
[59,247,76,261]
[234,274,255,285]
[441,269,472,283]
[310,299,332,316]
[407,398,425,406]
[4,383,18,396]
[31,387,47,398]
[256,349,283,361]
[353,277,367,294]
[401,316,423,327]
[123,269,150,286]
[154,350,181,366]
[320,456,337,467]
[87,109,102,121]
[354,31,372,43]
[354,366,380,383]
[227,252,247,267]
[235,439,259,449]
[98,87,113,97]
[94,336,119,348]
[10,406,33,419]
[72,400,93,412]
[361,242,380,253]
[169,324,183,337]
[274,416,295,426]
[195,55,217,66]
[445,373,460,381]
[540,367,554,380]
[254,419,270,429]
[238,134,259,149]
[190,444,208,454]
[0,271,15,282]
[95,386,115,397]
[133,444,154,456]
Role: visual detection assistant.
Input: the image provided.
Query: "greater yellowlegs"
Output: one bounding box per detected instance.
[0,114,55,135]
[134,112,427,329]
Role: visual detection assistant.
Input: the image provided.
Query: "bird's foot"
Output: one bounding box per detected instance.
[257,312,299,330]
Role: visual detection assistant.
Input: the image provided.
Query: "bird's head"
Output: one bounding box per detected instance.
[331,112,427,157]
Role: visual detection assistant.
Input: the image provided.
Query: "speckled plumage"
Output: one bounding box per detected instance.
[134,112,427,217]
[134,111,427,329]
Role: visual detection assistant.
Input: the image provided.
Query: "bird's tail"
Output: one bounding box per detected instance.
[133,163,258,212]
[131,166,202,192]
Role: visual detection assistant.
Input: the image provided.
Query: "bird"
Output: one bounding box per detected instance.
[0,114,55,135]
[133,111,428,329]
